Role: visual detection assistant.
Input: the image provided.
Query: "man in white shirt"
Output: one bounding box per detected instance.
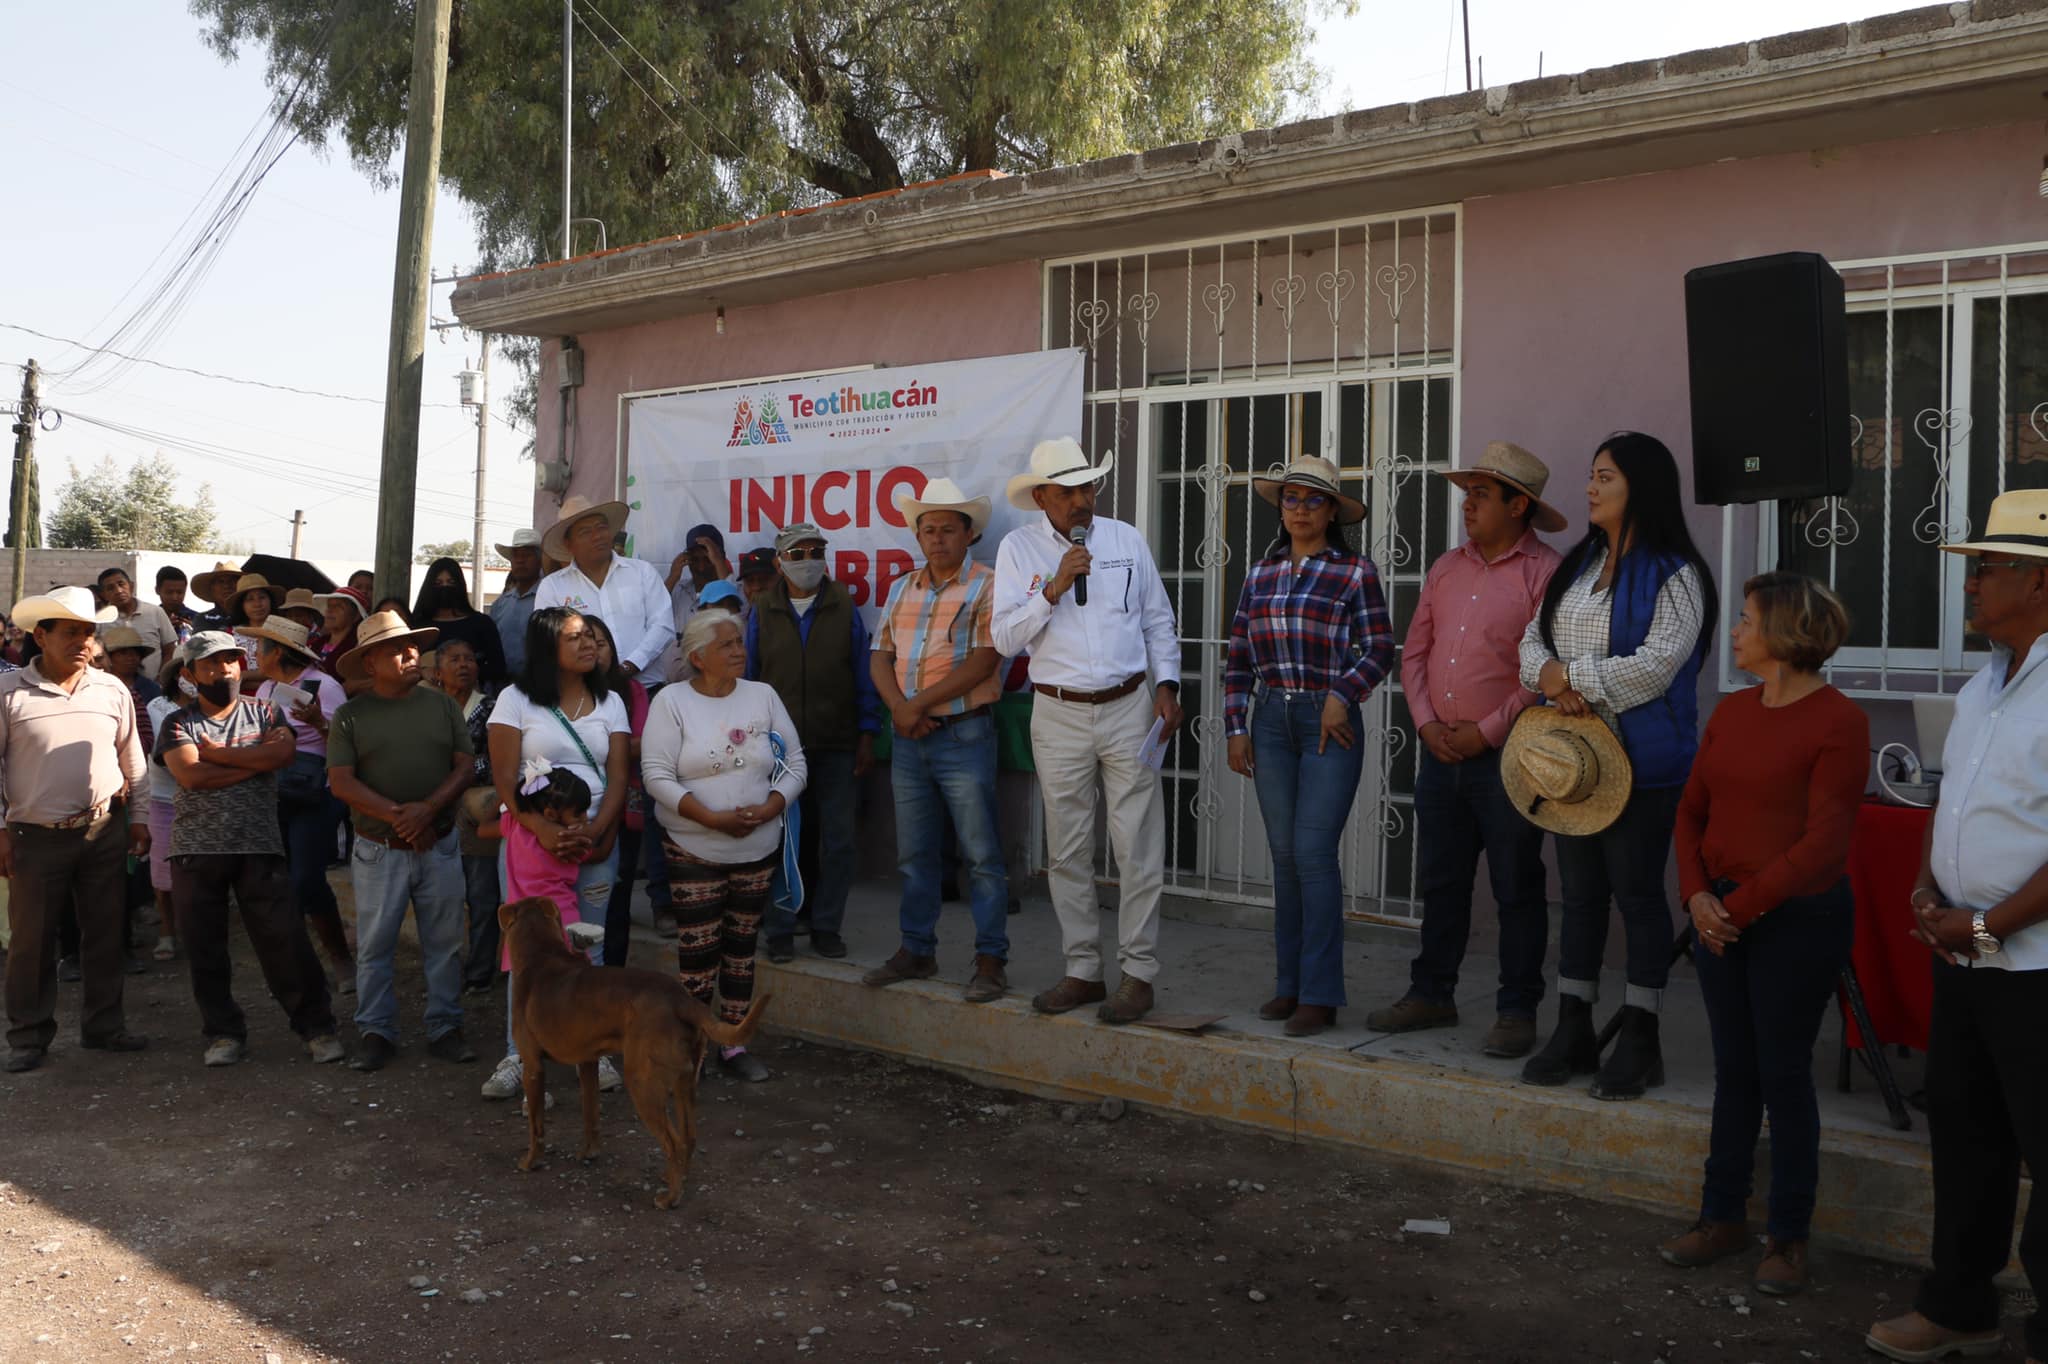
[97,567,179,669]
[991,437,1181,1025]
[1865,490,2048,1364]
[533,494,675,679]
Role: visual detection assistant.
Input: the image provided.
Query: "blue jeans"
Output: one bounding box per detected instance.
[1250,693,1363,1008]
[1409,748,1550,1018]
[280,789,347,924]
[604,825,645,967]
[892,714,1009,960]
[461,852,502,988]
[1692,878,1852,1241]
[1554,784,1684,1010]
[350,829,466,1045]
[772,748,856,940]
[500,843,618,1060]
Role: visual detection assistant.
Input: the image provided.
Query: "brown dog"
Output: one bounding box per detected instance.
[497,896,770,1209]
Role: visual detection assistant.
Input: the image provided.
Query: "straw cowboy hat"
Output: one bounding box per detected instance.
[223,574,277,610]
[1005,437,1113,511]
[1252,455,1367,525]
[895,477,992,539]
[494,527,544,560]
[334,609,440,681]
[237,615,322,665]
[189,560,244,604]
[1500,708,1634,837]
[1940,488,2048,561]
[540,493,630,561]
[278,587,323,620]
[1440,442,1568,534]
[11,586,116,632]
[99,625,151,654]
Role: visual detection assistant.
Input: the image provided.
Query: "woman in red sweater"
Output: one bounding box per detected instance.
[1661,571,1867,1297]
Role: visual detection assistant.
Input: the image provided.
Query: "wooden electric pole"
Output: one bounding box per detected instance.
[9,360,40,602]
[372,0,454,607]
[290,508,305,558]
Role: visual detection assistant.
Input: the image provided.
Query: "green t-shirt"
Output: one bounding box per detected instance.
[326,685,473,842]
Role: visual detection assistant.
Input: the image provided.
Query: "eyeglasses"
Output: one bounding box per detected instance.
[1969,557,2041,579]
[1280,490,1332,511]
[780,546,827,561]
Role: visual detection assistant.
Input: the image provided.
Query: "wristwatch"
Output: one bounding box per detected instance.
[1971,910,2004,957]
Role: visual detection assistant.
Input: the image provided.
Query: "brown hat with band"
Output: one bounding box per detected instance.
[1440,442,1568,534]
[237,616,323,665]
[1251,455,1366,525]
[1500,708,1633,836]
[334,610,440,681]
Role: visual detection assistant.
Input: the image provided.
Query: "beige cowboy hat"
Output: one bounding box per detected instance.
[99,625,151,654]
[1939,488,2048,561]
[11,586,116,632]
[895,477,991,539]
[1440,441,1568,534]
[1005,437,1113,511]
[1252,455,1367,525]
[540,493,630,561]
[1500,708,1634,837]
[189,560,244,603]
[278,587,323,619]
[334,609,440,681]
[237,615,322,665]
[494,526,544,560]
[223,573,277,610]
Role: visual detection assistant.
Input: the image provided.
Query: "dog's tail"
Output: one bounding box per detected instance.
[686,991,772,1050]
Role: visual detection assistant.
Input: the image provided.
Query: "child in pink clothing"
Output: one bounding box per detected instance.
[496,763,592,971]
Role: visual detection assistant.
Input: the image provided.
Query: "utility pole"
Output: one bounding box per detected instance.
[289,508,305,558]
[372,0,454,607]
[1461,0,1473,92]
[9,360,40,603]
[470,343,489,608]
[562,0,574,260]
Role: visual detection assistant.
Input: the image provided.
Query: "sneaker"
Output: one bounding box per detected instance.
[426,1029,478,1064]
[349,1033,398,1072]
[766,937,795,964]
[56,957,81,983]
[811,931,847,959]
[565,922,605,954]
[718,1047,769,1083]
[203,1037,246,1068]
[481,1054,523,1100]
[597,1056,623,1092]
[305,1033,346,1065]
[520,1090,555,1115]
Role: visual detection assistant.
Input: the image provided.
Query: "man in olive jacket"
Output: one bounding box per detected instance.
[744,522,881,963]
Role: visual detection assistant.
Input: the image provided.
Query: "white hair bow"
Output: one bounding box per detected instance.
[518,756,554,796]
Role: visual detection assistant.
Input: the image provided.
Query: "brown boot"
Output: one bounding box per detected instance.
[1753,1239,1808,1296]
[1256,995,1297,1021]
[1481,1015,1537,1058]
[1364,996,1458,1033]
[1031,976,1107,1015]
[1284,1004,1337,1037]
[1097,978,1154,1025]
[1864,1311,2005,1362]
[963,956,1007,1004]
[861,948,938,988]
[1657,1220,1749,1268]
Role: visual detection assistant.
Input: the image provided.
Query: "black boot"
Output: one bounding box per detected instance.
[1520,994,1599,1086]
[1590,1005,1664,1101]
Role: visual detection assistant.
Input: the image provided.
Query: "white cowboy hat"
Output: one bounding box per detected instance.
[334,609,441,682]
[1439,442,1568,534]
[1005,437,1113,511]
[1939,488,2048,561]
[895,477,991,539]
[1500,708,1634,837]
[12,586,116,632]
[540,494,630,561]
[1251,456,1367,526]
[494,527,544,560]
[237,615,322,665]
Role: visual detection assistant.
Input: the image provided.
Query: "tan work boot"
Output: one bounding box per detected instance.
[1753,1238,1808,1296]
[1283,1005,1337,1037]
[963,955,1007,1004]
[1481,1015,1537,1058]
[1256,995,1297,1021]
[1364,996,1458,1033]
[1657,1220,1749,1268]
[861,948,938,988]
[1031,976,1107,1015]
[1863,1311,2004,1362]
[1096,978,1154,1025]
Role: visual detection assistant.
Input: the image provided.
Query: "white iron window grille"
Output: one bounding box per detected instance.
[1720,242,2048,699]
[1044,208,1461,925]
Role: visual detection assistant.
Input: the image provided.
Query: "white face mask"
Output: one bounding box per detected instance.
[781,560,827,594]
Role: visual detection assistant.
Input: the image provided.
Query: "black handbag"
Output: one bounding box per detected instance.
[277,749,328,808]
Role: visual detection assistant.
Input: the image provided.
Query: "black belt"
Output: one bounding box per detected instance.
[931,705,992,728]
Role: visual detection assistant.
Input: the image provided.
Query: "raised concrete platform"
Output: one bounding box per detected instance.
[751,881,1943,1265]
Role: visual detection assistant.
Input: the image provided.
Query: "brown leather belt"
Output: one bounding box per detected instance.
[354,828,439,850]
[932,704,992,728]
[1032,672,1147,706]
[13,801,112,832]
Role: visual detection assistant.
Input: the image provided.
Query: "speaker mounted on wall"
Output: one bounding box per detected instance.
[1684,251,1851,506]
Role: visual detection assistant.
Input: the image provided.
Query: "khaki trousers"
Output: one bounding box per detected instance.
[1029,685,1164,984]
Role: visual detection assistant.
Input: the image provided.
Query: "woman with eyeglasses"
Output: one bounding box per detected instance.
[1223,456,1395,1036]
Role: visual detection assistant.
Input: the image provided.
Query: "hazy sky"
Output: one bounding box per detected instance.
[3,0,1907,565]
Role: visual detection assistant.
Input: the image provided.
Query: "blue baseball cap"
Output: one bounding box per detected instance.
[698,580,743,609]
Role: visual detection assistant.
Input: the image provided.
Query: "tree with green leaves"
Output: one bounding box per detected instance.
[47,456,220,552]
[416,537,507,567]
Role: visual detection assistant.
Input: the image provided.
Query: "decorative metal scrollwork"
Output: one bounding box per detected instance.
[1910,407,1971,545]
[1375,800,1407,841]
[1374,263,1417,321]
[1125,290,1161,347]
[1200,282,1237,337]
[1315,268,1355,325]
[2031,400,2048,450]
[1074,298,1112,348]
[1805,416,1864,549]
[1268,274,1307,334]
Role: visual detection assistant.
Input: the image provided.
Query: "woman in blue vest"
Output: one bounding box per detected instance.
[1515,432,1717,1100]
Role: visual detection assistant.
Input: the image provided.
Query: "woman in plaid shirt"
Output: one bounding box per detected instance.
[1224,456,1394,1037]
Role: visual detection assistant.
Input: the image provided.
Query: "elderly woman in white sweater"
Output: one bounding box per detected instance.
[642,610,806,1082]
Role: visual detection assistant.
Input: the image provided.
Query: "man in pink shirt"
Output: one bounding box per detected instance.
[1366,443,1564,1059]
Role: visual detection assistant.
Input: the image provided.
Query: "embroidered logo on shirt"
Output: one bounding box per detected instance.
[1027,573,1044,598]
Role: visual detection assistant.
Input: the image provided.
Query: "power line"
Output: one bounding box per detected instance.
[576,2,751,164]
[572,9,716,168]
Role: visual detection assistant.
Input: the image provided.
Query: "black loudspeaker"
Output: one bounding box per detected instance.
[1684,251,1850,506]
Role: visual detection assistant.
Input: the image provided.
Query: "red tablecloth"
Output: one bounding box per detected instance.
[1841,800,1935,1051]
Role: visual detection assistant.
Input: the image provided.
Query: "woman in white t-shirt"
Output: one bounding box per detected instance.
[479,607,631,1100]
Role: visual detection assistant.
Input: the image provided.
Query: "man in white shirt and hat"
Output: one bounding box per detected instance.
[533,495,675,679]
[1,586,152,1072]
[1865,488,2048,1364]
[490,528,546,677]
[991,437,1181,1024]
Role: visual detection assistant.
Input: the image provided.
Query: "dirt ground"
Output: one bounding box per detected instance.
[0,930,2028,1364]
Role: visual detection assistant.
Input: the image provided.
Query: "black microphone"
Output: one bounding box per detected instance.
[1067,524,1088,605]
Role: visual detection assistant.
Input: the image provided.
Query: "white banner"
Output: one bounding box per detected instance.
[625,348,1084,615]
